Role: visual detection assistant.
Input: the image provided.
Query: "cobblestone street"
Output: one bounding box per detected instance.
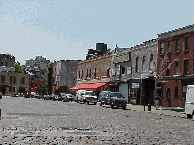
[0,96,194,144]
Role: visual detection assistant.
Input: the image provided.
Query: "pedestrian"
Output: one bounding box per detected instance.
[154,94,160,110]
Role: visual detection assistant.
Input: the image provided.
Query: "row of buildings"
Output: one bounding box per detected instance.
[51,24,193,108]
[0,55,50,96]
[0,24,193,108]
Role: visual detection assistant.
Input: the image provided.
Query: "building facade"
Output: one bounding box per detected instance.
[0,67,29,96]
[157,24,194,108]
[0,54,15,67]
[110,39,158,104]
[71,53,112,94]
[52,60,81,94]
[25,55,50,70]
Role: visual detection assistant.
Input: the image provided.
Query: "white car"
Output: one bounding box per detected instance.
[76,90,86,103]
[66,94,75,102]
[83,91,97,105]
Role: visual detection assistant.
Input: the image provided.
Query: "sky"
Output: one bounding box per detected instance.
[0,0,194,65]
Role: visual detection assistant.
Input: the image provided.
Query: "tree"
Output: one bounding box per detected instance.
[46,62,53,94]
[14,61,24,73]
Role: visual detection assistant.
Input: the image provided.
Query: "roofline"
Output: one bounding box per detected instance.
[157,24,194,36]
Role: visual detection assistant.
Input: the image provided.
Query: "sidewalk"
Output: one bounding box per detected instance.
[126,104,190,119]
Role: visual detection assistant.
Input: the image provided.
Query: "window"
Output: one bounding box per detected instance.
[136,57,139,72]
[81,70,83,78]
[13,87,15,92]
[160,43,164,54]
[13,77,16,84]
[174,86,178,98]
[149,54,153,70]
[86,69,88,78]
[79,71,80,78]
[175,39,180,52]
[122,67,125,74]
[9,87,12,92]
[89,69,91,77]
[184,59,189,75]
[21,77,25,84]
[185,37,189,50]
[166,62,170,76]
[166,88,170,98]
[107,68,110,76]
[94,68,97,78]
[10,76,13,85]
[1,75,5,83]
[167,41,172,53]
[142,56,146,71]
[175,61,179,75]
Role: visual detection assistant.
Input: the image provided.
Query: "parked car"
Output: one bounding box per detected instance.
[101,92,127,109]
[76,90,86,103]
[52,95,60,101]
[83,91,97,105]
[98,91,111,102]
[43,95,49,100]
[59,93,66,101]
[66,94,75,102]
[46,95,53,100]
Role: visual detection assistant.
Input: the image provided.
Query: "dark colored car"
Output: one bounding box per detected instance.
[66,94,75,102]
[52,95,60,101]
[98,91,111,102]
[0,92,2,99]
[100,92,127,109]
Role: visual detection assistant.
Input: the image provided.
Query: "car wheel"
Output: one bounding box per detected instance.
[187,114,192,119]
[94,102,97,105]
[87,101,89,104]
[122,106,126,110]
[83,100,86,104]
[110,105,114,109]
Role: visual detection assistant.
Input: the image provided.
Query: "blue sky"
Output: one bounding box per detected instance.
[0,0,194,65]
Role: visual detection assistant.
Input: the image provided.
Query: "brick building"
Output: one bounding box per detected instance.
[0,66,29,96]
[157,24,194,108]
[110,39,158,104]
[52,60,81,94]
[70,53,112,93]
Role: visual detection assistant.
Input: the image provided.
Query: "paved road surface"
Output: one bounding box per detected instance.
[0,96,194,144]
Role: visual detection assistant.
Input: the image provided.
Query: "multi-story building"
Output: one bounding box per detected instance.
[110,39,158,104]
[0,66,29,96]
[157,24,194,108]
[0,54,15,67]
[52,60,81,94]
[72,53,112,93]
[25,55,50,70]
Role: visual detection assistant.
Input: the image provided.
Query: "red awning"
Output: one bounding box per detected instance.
[69,83,109,92]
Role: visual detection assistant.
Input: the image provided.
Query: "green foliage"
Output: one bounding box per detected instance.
[14,61,24,73]
[46,62,53,94]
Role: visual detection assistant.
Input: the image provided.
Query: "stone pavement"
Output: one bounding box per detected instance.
[126,104,189,119]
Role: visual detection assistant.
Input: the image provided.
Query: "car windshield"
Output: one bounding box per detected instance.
[61,93,66,96]
[110,93,123,98]
[101,91,111,97]
[67,94,73,97]
[85,92,94,96]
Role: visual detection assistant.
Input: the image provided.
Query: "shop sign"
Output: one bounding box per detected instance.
[132,83,139,88]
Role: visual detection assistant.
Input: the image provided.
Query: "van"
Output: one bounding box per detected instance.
[185,85,194,119]
[76,90,86,103]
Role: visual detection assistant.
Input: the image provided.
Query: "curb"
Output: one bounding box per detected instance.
[127,107,190,120]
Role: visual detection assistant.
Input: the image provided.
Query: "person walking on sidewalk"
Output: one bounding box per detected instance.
[154,94,160,110]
